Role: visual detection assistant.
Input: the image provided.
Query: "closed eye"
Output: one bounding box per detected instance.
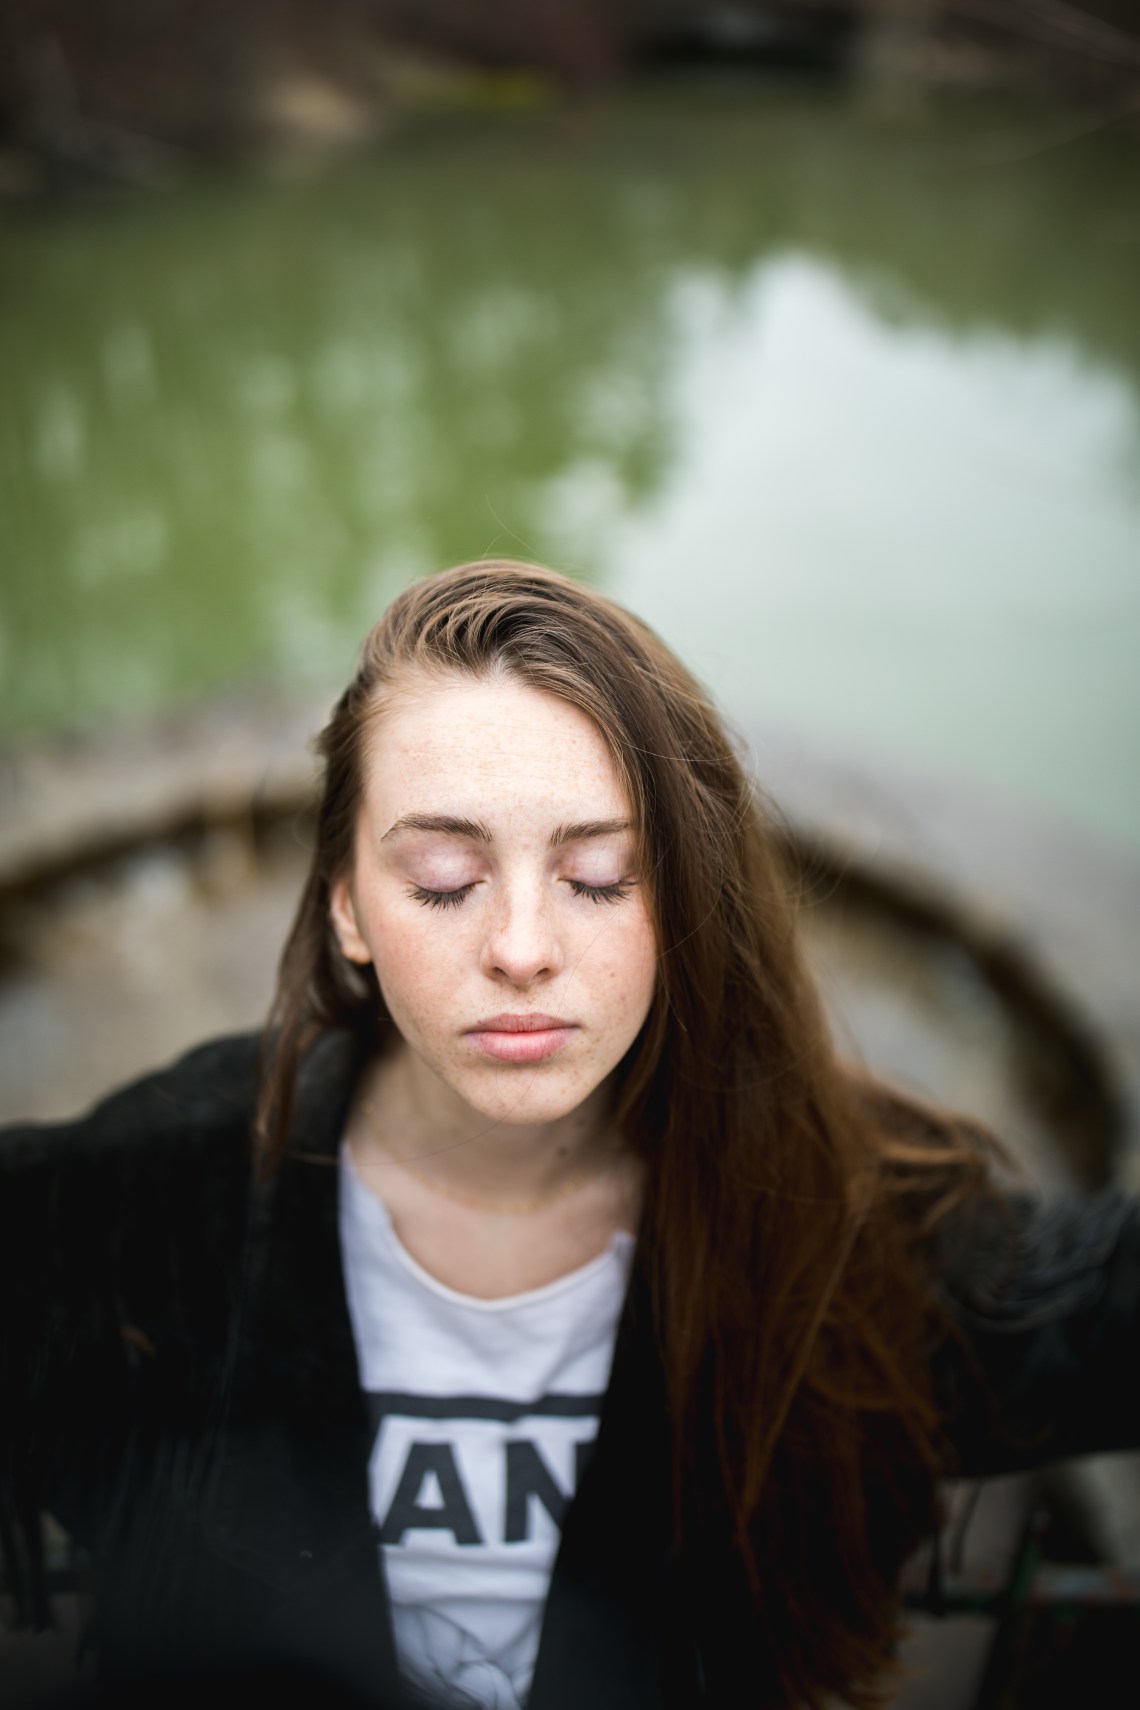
[409,878,634,910]
[568,879,634,904]
[408,883,476,910]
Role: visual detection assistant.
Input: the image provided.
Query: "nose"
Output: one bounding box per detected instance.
[480,878,563,988]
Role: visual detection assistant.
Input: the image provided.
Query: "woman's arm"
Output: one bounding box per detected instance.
[0,1036,258,1627]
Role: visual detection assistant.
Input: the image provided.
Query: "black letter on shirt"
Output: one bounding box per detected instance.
[504,1440,573,1542]
[380,1441,482,1546]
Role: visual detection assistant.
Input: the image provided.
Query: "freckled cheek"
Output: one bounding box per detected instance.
[579,917,657,1026]
[374,961,459,1052]
[366,910,465,1036]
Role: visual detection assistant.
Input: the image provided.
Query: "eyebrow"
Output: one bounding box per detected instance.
[381,814,632,847]
[382,814,492,843]
[548,819,633,847]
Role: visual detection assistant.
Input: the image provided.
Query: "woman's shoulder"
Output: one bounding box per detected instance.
[0,1037,264,1400]
[0,1031,263,1181]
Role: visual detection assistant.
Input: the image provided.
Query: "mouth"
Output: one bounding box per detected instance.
[466,1013,577,1064]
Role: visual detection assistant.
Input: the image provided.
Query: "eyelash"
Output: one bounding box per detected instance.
[408,884,475,911]
[408,880,633,911]
[568,879,633,905]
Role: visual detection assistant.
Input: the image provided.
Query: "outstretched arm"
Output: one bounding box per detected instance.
[931,1187,1140,1476]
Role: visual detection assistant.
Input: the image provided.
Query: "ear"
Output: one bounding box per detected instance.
[329,876,373,965]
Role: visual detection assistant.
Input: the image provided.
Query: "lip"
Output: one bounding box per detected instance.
[470,1013,569,1033]
[466,1013,577,1064]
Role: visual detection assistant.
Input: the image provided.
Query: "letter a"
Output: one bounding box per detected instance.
[380,1442,482,1546]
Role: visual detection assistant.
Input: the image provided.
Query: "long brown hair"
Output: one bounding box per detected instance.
[258,560,985,1708]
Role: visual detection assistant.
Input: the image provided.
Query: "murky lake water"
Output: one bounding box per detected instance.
[3,85,1139,845]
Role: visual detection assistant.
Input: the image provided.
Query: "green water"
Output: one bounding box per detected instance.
[2,87,1139,845]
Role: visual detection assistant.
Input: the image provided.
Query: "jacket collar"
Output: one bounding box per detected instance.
[529,1260,681,1709]
[208,1027,370,1562]
[203,1028,406,1697]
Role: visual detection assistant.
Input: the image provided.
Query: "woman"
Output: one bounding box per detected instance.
[2,560,1138,1710]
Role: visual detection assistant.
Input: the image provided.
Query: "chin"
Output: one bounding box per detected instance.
[457,1070,598,1128]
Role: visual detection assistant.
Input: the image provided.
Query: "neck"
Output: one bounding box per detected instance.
[354,1043,622,1208]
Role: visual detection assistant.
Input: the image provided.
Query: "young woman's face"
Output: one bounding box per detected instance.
[329,673,658,1129]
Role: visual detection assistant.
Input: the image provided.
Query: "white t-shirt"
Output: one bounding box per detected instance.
[339,1146,634,1710]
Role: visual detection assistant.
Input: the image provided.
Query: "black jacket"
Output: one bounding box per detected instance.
[3,1033,1139,1708]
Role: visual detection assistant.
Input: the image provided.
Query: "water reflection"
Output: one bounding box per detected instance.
[2,89,1139,840]
[608,255,1140,844]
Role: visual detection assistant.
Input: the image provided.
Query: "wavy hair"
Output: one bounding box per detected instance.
[257,560,985,1708]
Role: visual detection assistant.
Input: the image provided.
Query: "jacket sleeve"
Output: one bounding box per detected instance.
[0,1106,128,1627]
[929,1186,1140,1477]
[0,1037,258,1627]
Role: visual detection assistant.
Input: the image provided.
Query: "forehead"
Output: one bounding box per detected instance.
[361,673,629,820]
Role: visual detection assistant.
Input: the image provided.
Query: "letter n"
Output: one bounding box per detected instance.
[504,1440,572,1543]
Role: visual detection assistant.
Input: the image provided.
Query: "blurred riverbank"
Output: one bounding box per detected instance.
[2,2,1139,195]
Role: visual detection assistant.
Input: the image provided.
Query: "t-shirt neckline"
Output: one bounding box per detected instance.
[340,1140,635,1314]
